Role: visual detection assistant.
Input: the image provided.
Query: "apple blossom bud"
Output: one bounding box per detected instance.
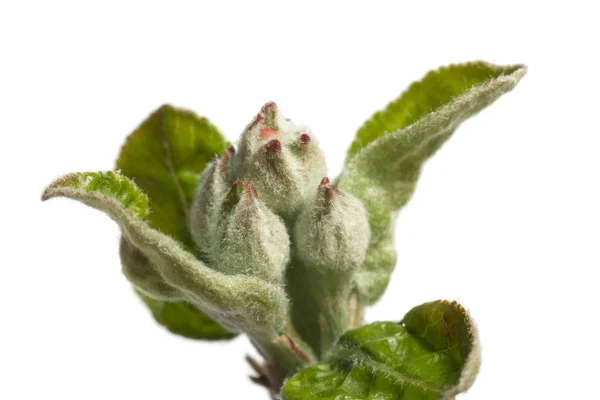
[190,146,234,261]
[294,177,370,274]
[214,180,290,284]
[232,102,327,217]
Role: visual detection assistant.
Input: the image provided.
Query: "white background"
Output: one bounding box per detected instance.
[1,1,599,399]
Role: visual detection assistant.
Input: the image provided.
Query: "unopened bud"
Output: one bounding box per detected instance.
[294,177,370,273]
[214,180,290,283]
[190,147,234,261]
[232,102,327,216]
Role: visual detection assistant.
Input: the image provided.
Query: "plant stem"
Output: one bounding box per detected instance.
[286,257,356,358]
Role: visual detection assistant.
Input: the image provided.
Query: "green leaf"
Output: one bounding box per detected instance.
[42,171,288,336]
[116,105,234,339]
[42,171,150,216]
[136,291,235,340]
[282,300,480,400]
[119,237,235,340]
[338,62,526,304]
[345,62,526,160]
[116,104,229,248]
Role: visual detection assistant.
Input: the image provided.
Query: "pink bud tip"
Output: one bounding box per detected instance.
[260,126,278,140]
[299,133,311,144]
[261,102,277,112]
[227,145,235,153]
[318,177,336,200]
[230,180,258,202]
[219,151,231,168]
[248,113,264,130]
[265,139,282,153]
[248,184,258,198]
[236,182,258,201]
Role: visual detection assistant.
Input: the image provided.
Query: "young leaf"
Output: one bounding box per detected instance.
[120,236,184,301]
[116,105,234,339]
[120,238,235,340]
[42,171,288,336]
[281,300,480,400]
[136,292,236,340]
[338,62,527,304]
[116,104,229,248]
[345,62,526,160]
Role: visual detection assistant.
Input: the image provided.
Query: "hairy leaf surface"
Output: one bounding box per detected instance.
[136,292,235,339]
[345,62,525,159]
[338,62,527,304]
[42,171,287,336]
[116,105,234,339]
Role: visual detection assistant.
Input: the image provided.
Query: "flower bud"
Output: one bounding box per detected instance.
[190,146,234,261]
[213,180,290,284]
[232,102,327,216]
[294,177,370,273]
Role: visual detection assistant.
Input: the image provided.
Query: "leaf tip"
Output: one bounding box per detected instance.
[41,173,77,201]
[500,62,528,85]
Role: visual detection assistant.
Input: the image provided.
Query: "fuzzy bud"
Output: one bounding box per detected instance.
[190,147,235,260]
[232,102,327,217]
[213,180,290,284]
[294,177,370,273]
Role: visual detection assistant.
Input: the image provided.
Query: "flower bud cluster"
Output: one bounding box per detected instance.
[191,146,289,284]
[190,103,370,335]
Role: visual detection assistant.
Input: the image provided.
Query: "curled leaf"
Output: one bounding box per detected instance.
[120,239,234,340]
[282,300,480,400]
[338,62,527,304]
[116,104,234,339]
[42,171,288,336]
[345,62,526,160]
